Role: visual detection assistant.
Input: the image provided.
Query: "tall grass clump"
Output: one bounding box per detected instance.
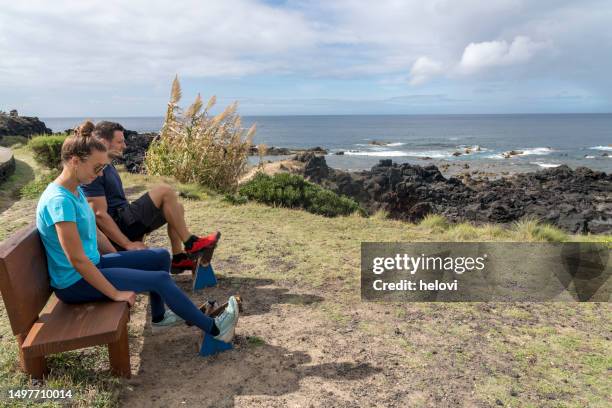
[511,217,568,242]
[445,222,481,240]
[145,76,255,192]
[418,214,450,232]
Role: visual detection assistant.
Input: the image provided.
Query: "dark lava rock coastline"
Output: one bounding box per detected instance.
[43,124,611,234]
[119,130,156,173]
[0,114,51,137]
[61,128,156,173]
[295,152,612,234]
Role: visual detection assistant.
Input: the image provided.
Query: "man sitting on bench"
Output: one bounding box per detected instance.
[37,120,238,339]
[81,121,218,272]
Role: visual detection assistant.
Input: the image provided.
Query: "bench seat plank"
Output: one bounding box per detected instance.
[21,297,129,358]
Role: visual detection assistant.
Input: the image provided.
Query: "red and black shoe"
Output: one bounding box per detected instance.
[170,257,195,274]
[185,231,221,265]
[185,232,221,254]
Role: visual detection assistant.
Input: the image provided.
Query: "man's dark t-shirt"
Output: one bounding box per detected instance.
[81,164,128,217]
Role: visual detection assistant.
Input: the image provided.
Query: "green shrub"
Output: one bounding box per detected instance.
[20,170,60,199]
[238,172,365,217]
[223,193,248,205]
[29,134,67,169]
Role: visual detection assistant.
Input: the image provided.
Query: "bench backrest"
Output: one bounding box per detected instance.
[0,225,51,336]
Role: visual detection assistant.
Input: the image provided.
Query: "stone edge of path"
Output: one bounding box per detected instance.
[0,146,16,184]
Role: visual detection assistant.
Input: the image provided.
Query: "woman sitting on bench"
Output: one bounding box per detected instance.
[35,121,239,344]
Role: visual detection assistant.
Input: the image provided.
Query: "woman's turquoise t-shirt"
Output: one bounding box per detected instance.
[36,183,100,289]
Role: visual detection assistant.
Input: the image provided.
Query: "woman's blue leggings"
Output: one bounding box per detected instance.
[54,248,214,333]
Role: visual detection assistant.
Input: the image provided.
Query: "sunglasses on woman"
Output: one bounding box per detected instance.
[93,163,109,174]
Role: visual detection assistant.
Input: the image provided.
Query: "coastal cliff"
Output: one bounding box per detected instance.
[295,153,612,234]
[0,111,51,138]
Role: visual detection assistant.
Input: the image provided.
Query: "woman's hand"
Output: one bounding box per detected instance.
[56,221,126,301]
[112,290,136,307]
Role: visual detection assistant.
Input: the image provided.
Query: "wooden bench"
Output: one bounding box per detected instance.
[0,225,131,379]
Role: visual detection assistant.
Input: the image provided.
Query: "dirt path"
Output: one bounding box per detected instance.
[121,275,418,407]
[118,265,611,407]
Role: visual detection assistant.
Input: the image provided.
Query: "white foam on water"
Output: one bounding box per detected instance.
[591,145,612,151]
[530,162,561,168]
[484,153,507,159]
[584,155,596,159]
[344,149,461,158]
[486,147,554,159]
[457,145,489,153]
[519,147,554,156]
[354,142,406,147]
[344,150,410,157]
[405,150,454,158]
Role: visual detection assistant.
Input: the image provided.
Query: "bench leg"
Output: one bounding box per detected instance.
[22,355,48,379]
[17,334,48,379]
[108,324,131,378]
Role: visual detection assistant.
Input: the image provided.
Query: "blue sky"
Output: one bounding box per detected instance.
[1,0,611,116]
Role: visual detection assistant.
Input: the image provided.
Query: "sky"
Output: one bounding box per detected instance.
[1,0,611,117]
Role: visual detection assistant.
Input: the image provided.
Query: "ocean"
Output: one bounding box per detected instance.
[42,114,612,173]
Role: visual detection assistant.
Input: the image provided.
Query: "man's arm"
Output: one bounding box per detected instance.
[88,196,146,250]
[97,226,117,254]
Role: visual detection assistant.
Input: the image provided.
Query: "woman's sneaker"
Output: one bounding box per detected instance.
[213,296,239,343]
[152,310,184,332]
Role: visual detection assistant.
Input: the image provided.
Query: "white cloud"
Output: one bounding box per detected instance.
[409,57,444,85]
[1,0,611,115]
[459,36,549,73]
[0,0,320,86]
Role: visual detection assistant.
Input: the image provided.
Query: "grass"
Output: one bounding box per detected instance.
[0,144,38,229]
[511,217,569,242]
[0,149,610,407]
[246,336,266,347]
[478,317,612,407]
[19,170,60,199]
[417,214,449,231]
[417,215,571,242]
[0,135,29,148]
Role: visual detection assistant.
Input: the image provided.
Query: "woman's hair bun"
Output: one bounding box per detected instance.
[74,120,95,138]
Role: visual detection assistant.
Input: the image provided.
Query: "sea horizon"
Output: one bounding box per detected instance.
[40,112,612,119]
[40,113,612,174]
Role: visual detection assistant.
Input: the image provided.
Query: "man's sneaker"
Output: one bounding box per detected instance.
[213,296,239,343]
[185,232,221,258]
[171,257,195,274]
[152,310,184,331]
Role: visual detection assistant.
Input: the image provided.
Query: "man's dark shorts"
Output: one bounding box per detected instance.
[113,193,166,242]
